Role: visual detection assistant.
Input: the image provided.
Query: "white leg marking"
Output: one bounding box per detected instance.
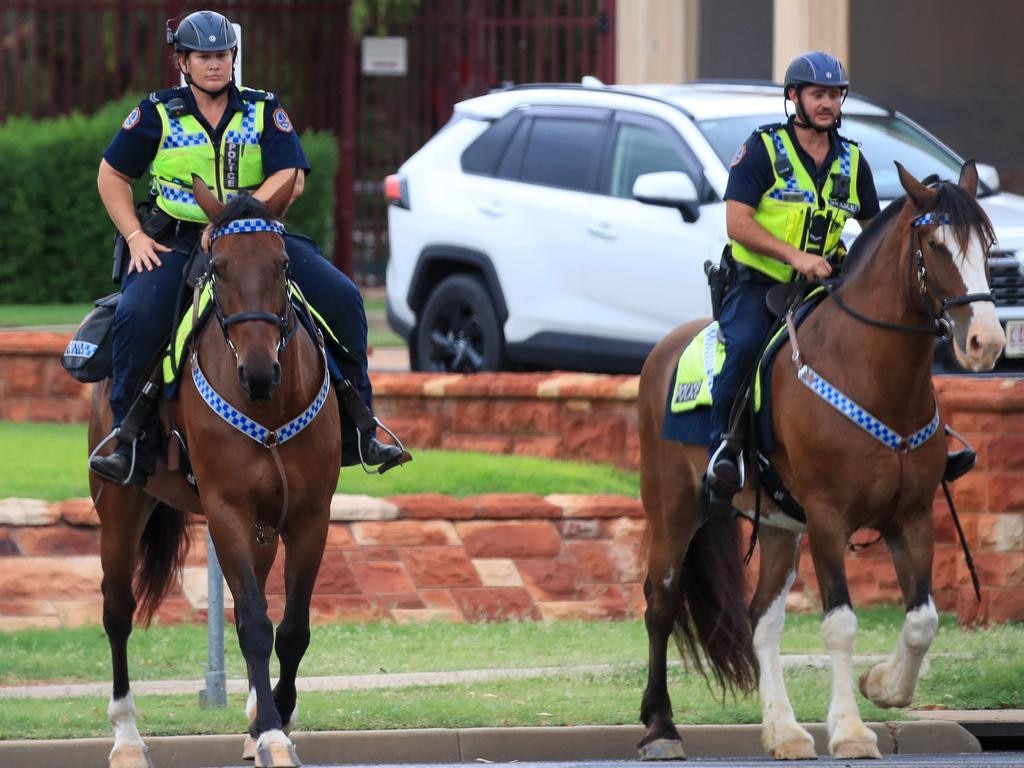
[822,606,880,758]
[754,568,815,758]
[108,693,150,767]
[246,686,258,723]
[861,598,938,708]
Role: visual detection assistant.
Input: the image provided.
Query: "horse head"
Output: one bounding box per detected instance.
[896,160,1006,371]
[192,173,296,400]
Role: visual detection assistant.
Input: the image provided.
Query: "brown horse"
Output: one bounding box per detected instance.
[636,161,1005,761]
[88,176,340,768]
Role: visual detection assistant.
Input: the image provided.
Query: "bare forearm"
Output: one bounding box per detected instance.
[97,160,143,239]
[255,168,305,210]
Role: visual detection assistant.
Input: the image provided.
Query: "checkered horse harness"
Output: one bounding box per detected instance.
[192,217,331,448]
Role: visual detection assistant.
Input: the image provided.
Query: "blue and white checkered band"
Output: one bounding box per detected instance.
[191,350,331,447]
[159,183,197,205]
[225,100,260,145]
[703,321,719,392]
[837,141,852,176]
[912,212,952,228]
[162,115,208,149]
[797,364,940,452]
[208,218,286,243]
[64,340,97,359]
[768,133,816,203]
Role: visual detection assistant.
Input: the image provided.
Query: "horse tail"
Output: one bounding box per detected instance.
[673,511,758,694]
[135,502,190,627]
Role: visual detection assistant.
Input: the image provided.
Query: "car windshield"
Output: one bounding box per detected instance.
[697,114,968,200]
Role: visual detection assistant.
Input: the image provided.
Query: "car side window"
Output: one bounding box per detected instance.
[461,111,524,175]
[516,116,607,192]
[605,114,716,204]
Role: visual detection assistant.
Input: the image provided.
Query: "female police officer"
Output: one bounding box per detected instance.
[90,9,406,485]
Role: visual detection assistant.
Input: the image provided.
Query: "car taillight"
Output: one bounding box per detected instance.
[384,174,410,209]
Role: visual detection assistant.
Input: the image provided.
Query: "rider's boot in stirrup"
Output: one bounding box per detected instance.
[944,448,976,483]
[336,379,411,474]
[707,436,744,510]
[89,381,160,487]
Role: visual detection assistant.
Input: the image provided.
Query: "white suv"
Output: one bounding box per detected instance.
[385,80,1024,374]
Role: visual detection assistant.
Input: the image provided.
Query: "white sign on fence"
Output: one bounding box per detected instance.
[362,36,408,76]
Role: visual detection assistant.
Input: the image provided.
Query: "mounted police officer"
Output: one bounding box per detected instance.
[706,51,880,505]
[90,9,407,486]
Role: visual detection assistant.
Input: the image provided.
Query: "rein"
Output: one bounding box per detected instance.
[829,211,995,339]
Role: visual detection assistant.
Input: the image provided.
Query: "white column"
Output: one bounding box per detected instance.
[616,0,699,85]
[773,0,850,82]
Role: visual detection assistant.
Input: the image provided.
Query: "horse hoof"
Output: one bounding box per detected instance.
[242,734,256,760]
[638,738,687,760]
[109,744,153,768]
[831,739,882,760]
[771,738,817,760]
[255,740,300,767]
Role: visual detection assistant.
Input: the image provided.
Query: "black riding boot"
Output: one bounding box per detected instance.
[944,448,976,483]
[89,381,160,487]
[707,435,743,504]
[336,379,411,473]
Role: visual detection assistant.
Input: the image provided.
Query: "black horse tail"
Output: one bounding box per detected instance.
[135,502,190,627]
[673,511,758,694]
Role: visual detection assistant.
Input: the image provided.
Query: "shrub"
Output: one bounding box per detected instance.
[0,96,337,302]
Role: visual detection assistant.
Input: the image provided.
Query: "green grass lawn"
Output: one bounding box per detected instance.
[0,421,639,501]
[0,612,1021,739]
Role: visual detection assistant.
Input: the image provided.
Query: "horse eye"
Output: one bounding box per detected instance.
[927,239,938,250]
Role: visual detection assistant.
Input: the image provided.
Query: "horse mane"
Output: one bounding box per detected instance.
[841,178,995,284]
[210,194,280,229]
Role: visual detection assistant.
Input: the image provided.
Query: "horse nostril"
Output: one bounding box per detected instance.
[272,362,282,389]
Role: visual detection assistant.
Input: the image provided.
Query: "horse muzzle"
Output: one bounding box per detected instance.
[238,359,282,401]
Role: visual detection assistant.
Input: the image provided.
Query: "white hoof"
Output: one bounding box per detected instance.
[255,729,300,768]
[109,744,153,768]
[242,733,256,760]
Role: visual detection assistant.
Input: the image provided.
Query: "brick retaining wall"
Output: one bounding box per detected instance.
[1,331,1022,626]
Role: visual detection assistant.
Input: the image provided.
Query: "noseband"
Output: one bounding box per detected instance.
[831,210,995,338]
[207,218,296,357]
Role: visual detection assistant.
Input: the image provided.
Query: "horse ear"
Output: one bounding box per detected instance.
[958,159,979,198]
[264,171,298,220]
[896,161,935,211]
[191,174,225,220]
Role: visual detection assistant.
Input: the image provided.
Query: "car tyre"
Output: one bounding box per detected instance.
[413,273,505,373]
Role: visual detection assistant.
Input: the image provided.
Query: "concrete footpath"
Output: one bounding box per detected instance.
[0,663,1009,766]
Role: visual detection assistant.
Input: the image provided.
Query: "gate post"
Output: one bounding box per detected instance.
[199,528,227,708]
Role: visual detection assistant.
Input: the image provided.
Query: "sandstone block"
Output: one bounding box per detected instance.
[330,494,399,521]
[456,521,561,558]
[401,546,480,588]
[0,498,59,526]
[351,518,460,546]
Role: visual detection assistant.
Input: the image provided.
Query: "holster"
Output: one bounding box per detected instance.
[705,244,734,321]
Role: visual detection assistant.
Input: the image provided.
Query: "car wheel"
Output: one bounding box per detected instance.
[413,274,505,372]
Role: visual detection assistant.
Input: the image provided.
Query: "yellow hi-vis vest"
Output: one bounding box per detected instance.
[730,126,861,282]
[150,89,267,223]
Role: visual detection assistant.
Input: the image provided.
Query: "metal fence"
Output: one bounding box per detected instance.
[1,0,614,283]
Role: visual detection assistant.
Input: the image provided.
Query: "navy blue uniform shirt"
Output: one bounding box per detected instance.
[725,117,880,221]
[104,84,310,182]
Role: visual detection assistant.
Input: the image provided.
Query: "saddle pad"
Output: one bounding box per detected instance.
[661,287,828,449]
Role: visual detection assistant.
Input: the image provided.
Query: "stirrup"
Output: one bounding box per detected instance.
[707,440,745,493]
[88,428,139,485]
[356,418,411,475]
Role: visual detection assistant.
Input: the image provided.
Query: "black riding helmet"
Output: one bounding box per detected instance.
[166,10,238,98]
[783,51,849,132]
[167,10,238,53]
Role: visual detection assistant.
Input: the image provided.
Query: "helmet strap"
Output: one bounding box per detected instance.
[791,87,835,134]
[178,54,234,100]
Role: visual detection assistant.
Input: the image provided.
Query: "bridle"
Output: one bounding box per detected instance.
[206,218,296,358]
[830,210,995,339]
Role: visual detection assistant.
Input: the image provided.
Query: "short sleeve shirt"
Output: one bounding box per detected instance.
[103,85,310,181]
[724,118,880,221]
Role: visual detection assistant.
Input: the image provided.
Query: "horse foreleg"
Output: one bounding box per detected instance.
[860,519,937,709]
[272,520,329,735]
[749,527,816,760]
[811,529,881,760]
[638,570,686,761]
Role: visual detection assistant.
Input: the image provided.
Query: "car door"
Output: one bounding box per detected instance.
[471,106,613,365]
[581,111,725,362]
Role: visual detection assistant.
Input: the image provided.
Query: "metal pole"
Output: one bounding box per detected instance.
[199,528,227,708]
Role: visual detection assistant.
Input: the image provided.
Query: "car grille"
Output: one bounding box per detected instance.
[989,252,1024,306]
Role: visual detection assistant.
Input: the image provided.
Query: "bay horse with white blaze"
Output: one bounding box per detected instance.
[88,175,340,768]
[636,161,1004,760]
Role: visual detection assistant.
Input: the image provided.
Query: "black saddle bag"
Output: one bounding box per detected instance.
[61,293,120,382]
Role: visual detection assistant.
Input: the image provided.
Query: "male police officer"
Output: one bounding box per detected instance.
[706,51,880,503]
[90,10,406,485]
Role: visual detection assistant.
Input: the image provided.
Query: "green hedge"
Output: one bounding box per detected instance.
[0,96,337,303]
